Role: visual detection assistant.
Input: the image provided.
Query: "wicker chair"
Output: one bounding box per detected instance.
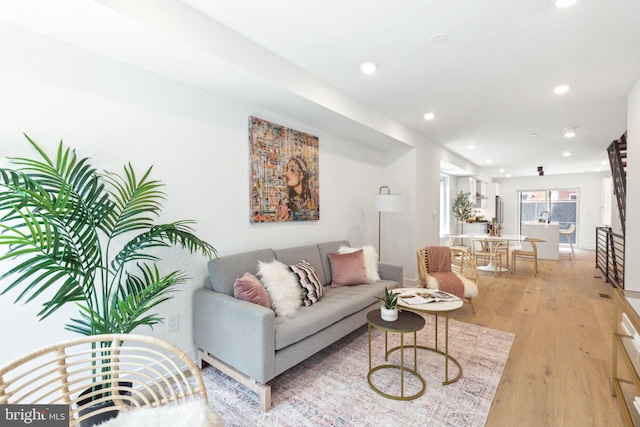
[0,334,218,427]
[416,246,479,313]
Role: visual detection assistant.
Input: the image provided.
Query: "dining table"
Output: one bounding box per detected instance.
[448,233,527,273]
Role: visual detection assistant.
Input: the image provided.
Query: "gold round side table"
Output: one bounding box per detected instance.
[367,309,426,400]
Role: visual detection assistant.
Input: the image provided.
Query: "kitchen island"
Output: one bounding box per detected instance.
[521,222,559,260]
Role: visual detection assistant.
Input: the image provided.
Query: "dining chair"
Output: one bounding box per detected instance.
[511,237,545,275]
[471,239,504,277]
[559,224,576,259]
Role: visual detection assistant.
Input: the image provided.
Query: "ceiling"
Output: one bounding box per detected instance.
[2,0,639,178]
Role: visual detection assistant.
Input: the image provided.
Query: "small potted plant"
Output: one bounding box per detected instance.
[375,287,399,321]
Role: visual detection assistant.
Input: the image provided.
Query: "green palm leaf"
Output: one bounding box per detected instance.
[0,135,216,337]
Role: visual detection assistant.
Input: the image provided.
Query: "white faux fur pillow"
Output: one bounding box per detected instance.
[426,273,478,298]
[338,245,380,282]
[257,260,302,316]
[95,400,224,427]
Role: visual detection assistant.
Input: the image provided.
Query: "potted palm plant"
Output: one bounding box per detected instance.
[0,135,216,425]
[375,287,399,321]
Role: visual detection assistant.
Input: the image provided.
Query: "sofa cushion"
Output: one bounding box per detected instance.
[208,248,276,296]
[317,240,350,285]
[338,244,380,282]
[289,260,323,306]
[327,250,369,287]
[275,244,326,286]
[233,272,271,308]
[273,280,400,350]
[257,260,302,317]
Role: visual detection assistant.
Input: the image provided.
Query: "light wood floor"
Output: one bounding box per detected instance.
[452,248,624,427]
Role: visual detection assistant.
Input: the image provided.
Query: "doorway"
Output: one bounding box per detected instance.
[517,189,577,245]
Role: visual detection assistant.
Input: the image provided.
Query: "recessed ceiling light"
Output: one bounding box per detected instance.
[423,112,435,121]
[507,174,512,178]
[564,128,576,138]
[429,33,450,44]
[499,169,505,173]
[486,159,493,164]
[360,62,378,75]
[530,132,539,137]
[555,0,578,8]
[467,144,475,150]
[563,151,572,157]
[553,84,570,94]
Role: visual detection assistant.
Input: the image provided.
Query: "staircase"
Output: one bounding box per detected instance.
[607,131,627,235]
[597,132,627,289]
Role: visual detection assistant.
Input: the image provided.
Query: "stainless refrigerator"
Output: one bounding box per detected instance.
[495,196,504,225]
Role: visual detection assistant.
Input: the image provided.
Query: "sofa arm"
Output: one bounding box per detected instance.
[193,288,276,384]
[378,262,403,284]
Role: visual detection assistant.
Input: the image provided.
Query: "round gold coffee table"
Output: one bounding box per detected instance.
[393,288,464,385]
[367,309,426,400]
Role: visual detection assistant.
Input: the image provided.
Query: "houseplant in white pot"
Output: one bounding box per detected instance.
[452,190,476,234]
[0,135,217,425]
[375,287,399,321]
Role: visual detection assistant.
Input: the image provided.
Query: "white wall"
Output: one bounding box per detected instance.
[0,22,457,363]
[493,172,610,250]
[0,24,382,362]
[626,76,640,291]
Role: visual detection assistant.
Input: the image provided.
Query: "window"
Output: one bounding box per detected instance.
[517,188,577,244]
[440,175,450,236]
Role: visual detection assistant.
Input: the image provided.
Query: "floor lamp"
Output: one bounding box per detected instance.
[374,186,404,261]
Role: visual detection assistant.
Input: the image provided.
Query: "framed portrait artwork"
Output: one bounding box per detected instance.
[249,116,319,222]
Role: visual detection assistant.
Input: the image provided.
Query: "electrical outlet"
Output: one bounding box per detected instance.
[167,314,179,332]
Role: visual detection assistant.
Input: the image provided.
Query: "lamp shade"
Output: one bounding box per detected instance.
[374,194,404,212]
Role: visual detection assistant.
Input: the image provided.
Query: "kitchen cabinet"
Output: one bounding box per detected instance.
[476,180,487,208]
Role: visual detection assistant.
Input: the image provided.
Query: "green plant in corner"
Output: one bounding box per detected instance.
[0,134,217,337]
[452,190,476,234]
[374,287,399,310]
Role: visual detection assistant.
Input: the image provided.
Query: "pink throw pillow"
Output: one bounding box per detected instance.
[327,250,370,287]
[233,272,271,308]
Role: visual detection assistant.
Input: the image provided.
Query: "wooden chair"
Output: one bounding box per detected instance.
[472,239,504,276]
[559,224,576,259]
[512,237,545,275]
[0,334,220,427]
[416,246,479,313]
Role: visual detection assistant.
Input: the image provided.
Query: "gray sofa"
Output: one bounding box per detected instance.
[193,240,402,411]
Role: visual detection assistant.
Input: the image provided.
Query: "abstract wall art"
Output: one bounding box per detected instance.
[249,116,319,222]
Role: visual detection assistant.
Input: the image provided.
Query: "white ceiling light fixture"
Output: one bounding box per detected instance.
[486,159,493,164]
[564,127,576,138]
[467,144,475,150]
[499,169,505,173]
[555,0,578,8]
[360,62,378,75]
[423,112,435,121]
[553,84,570,94]
[429,33,450,44]
[563,151,572,157]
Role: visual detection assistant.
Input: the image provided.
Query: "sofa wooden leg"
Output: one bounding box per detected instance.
[198,349,272,412]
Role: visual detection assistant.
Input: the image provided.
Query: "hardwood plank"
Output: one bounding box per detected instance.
[453,249,624,426]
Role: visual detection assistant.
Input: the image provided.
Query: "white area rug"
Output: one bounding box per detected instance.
[202,315,514,427]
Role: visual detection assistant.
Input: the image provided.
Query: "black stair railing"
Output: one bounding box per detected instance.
[607,132,626,235]
[596,227,624,289]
